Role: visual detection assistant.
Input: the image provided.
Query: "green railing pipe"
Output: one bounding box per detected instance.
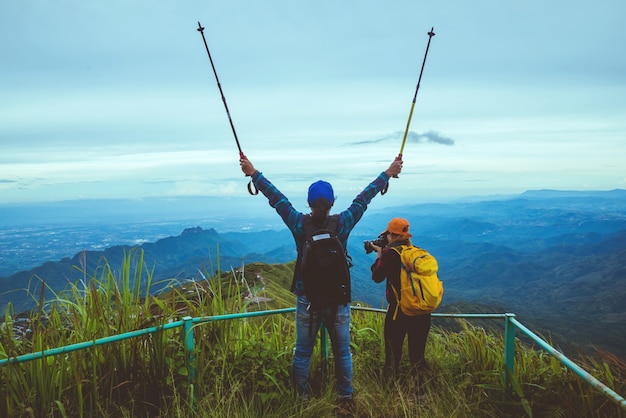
[351,305,509,319]
[0,309,297,369]
[352,307,625,410]
[0,319,185,366]
[1,307,624,411]
[509,316,626,410]
[184,308,296,387]
[191,307,295,324]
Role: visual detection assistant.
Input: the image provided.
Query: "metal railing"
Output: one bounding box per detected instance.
[1,307,624,411]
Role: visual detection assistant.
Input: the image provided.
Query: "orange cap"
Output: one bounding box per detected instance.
[382,217,412,237]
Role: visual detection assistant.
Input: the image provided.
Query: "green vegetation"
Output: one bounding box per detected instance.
[0,249,623,417]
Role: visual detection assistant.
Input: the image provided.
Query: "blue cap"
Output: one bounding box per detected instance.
[307,180,335,205]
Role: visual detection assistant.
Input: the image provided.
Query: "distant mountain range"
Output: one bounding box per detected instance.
[1,189,625,358]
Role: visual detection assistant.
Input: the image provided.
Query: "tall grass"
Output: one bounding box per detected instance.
[0,250,623,417]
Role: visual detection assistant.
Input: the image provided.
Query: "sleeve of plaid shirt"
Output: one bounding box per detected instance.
[250,170,390,245]
[250,170,391,295]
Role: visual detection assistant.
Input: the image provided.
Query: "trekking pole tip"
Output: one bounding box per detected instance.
[197,22,204,32]
[428,28,435,37]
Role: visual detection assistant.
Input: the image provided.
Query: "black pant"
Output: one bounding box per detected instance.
[384,308,431,374]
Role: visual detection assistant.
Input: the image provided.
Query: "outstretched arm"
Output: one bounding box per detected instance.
[239,156,304,236]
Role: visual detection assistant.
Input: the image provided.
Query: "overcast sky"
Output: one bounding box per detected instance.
[2,1,625,209]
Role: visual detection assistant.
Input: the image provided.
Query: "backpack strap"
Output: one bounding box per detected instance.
[388,245,403,320]
[302,214,315,241]
[292,215,314,293]
[388,245,418,320]
[326,214,339,233]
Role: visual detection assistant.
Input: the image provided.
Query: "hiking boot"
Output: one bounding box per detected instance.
[335,397,355,417]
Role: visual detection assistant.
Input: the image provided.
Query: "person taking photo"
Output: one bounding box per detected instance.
[369,217,438,383]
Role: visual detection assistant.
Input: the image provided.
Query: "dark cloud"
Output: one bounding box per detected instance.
[416,131,455,146]
[349,130,455,146]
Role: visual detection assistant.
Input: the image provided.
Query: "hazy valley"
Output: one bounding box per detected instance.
[1,189,625,358]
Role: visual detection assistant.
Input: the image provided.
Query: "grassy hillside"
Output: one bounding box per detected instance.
[1,252,623,417]
[4,190,626,360]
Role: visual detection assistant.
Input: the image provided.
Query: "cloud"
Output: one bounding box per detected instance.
[349,130,455,146]
[417,131,456,146]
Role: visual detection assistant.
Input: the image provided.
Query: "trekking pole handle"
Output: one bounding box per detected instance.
[238,151,258,195]
[381,154,402,195]
[391,153,402,179]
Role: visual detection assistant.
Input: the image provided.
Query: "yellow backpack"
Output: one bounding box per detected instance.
[389,245,443,319]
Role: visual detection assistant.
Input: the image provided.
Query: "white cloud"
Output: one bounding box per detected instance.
[1,0,625,205]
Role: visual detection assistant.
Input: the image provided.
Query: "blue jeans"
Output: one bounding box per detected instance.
[293,295,353,399]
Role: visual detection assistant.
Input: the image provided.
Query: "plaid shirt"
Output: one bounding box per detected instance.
[251,170,390,295]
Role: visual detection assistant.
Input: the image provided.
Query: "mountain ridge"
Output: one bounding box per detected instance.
[1,189,625,357]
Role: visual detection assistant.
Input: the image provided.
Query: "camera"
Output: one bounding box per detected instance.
[363,233,388,254]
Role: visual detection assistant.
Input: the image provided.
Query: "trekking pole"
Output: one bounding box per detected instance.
[382,27,435,195]
[197,21,258,195]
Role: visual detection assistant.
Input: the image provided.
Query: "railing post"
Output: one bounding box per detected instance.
[503,313,516,393]
[182,316,196,407]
